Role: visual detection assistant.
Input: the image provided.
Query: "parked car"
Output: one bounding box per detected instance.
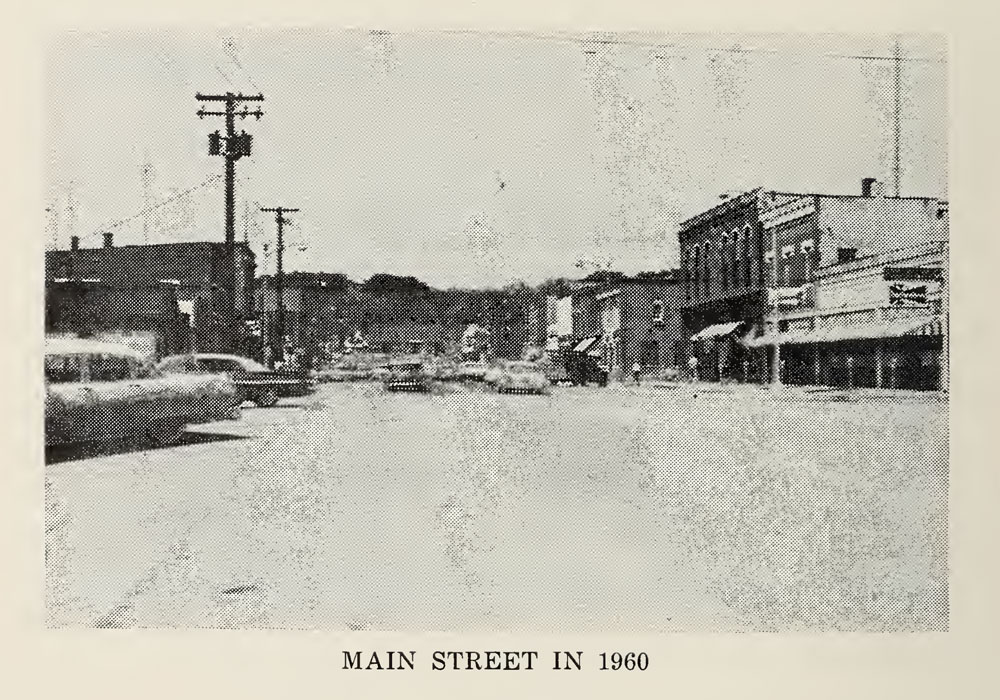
[485,361,551,395]
[456,360,490,382]
[382,360,431,393]
[565,353,609,387]
[156,353,316,407]
[44,337,241,448]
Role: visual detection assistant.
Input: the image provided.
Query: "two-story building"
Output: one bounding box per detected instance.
[45,279,188,359]
[565,271,685,381]
[677,180,947,383]
[45,234,257,355]
[743,239,946,390]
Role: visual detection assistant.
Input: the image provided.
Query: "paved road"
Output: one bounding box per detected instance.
[45,382,948,631]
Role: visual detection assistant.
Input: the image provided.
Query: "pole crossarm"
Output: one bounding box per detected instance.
[196,92,264,102]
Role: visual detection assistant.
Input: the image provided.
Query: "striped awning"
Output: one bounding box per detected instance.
[691,321,743,342]
[741,315,944,347]
[573,336,599,352]
[905,316,945,337]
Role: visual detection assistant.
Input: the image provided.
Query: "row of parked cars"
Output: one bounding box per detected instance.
[44,337,316,449]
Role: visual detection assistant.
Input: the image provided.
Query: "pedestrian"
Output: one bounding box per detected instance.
[631,361,642,385]
[688,354,699,383]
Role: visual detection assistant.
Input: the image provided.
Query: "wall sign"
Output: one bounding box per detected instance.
[888,281,939,307]
[884,266,943,282]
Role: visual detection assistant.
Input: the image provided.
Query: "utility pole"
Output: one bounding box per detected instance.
[892,36,903,197]
[196,91,264,353]
[261,206,298,368]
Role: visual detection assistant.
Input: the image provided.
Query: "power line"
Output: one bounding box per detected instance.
[84,173,224,241]
[222,38,263,93]
[436,28,945,64]
[213,63,237,88]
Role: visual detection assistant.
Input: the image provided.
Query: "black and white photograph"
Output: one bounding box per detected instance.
[41,27,949,634]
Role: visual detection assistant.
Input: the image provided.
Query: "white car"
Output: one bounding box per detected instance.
[44,337,241,447]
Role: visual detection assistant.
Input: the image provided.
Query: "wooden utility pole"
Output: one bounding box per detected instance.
[261,206,299,367]
[196,91,264,352]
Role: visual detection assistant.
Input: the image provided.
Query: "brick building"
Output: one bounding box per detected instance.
[45,280,188,359]
[566,271,685,381]
[45,234,257,355]
[677,180,947,382]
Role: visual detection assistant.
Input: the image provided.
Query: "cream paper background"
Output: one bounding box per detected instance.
[2,1,996,697]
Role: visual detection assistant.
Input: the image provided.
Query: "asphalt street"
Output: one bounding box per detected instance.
[45,382,948,631]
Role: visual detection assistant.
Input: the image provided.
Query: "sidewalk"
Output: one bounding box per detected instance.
[638,380,947,403]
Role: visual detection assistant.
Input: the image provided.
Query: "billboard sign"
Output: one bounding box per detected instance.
[888,281,940,307]
[884,266,943,282]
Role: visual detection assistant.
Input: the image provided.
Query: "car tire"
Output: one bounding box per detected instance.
[254,389,279,407]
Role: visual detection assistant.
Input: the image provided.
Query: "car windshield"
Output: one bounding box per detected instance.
[240,358,267,372]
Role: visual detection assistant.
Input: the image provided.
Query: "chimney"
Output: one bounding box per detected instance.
[103,232,114,248]
[861,177,877,197]
[70,235,80,251]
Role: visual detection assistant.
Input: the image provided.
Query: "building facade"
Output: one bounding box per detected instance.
[564,272,685,381]
[677,180,948,383]
[45,235,257,355]
[45,280,188,359]
[744,240,947,390]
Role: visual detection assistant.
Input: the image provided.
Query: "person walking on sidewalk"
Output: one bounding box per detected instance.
[687,354,699,383]
[631,361,642,386]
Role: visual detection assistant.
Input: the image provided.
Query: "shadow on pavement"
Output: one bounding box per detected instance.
[45,430,248,465]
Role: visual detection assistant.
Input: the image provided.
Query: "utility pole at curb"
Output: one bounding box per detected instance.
[196,91,264,353]
[261,206,299,368]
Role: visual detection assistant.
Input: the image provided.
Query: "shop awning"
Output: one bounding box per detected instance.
[741,315,944,347]
[573,336,599,352]
[691,321,743,342]
[905,316,944,337]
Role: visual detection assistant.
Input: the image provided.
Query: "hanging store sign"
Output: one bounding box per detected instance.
[767,285,812,308]
[884,266,943,282]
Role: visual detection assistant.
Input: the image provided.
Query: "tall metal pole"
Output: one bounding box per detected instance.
[261,206,299,367]
[892,36,903,197]
[769,220,782,386]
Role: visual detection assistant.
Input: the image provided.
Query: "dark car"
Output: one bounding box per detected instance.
[382,360,430,393]
[156,353,316,407]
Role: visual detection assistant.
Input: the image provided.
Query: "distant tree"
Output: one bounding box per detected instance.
[634,269,678,281]
[582,269,626,285]
[538,277,574,298]
[362,273,431,297]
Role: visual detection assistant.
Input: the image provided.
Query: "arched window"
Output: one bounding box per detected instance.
[720,233,729,290]
[743,225,753,288]
[703,240,712,297]
[683,247,692,300]
[730,229,740,289]
[692,244,701,299]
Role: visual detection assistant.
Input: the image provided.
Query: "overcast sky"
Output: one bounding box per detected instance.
[45,30,946,288]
